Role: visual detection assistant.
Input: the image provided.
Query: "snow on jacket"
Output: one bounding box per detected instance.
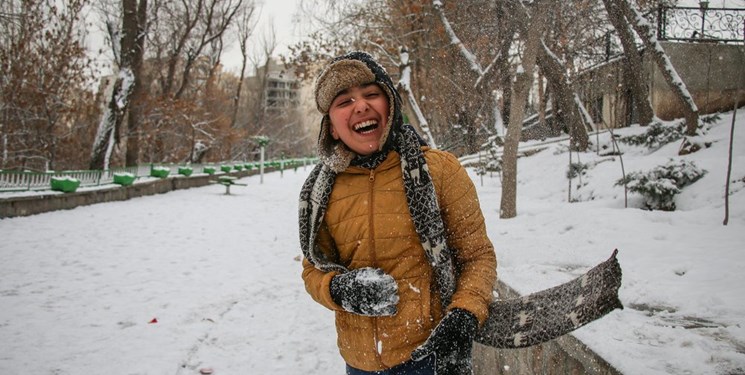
[301,147,497,371]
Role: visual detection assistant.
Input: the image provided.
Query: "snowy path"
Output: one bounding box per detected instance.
[0,168,343,374]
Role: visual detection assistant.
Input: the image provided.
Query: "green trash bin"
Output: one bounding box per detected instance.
[178,167,193,176]
[50,177,81,193]
[150,167,170,178]
[113,173,136,186]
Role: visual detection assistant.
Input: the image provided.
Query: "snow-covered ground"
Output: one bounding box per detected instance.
[1,108,744,374]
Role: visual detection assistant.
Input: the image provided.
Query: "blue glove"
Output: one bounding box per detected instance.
[411,308,478,375]
[330,267,399,316]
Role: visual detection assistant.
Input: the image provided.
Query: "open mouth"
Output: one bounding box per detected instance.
[353,120,379,134]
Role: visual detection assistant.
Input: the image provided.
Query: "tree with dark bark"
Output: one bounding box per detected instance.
[500,0,550,219]
[90,0,147,170]
[537,42,590,151]
[230,5,258,128]
[615,0,699,138]
[173,0,243,100]
[125,0,148,166]
[601,0,655,127]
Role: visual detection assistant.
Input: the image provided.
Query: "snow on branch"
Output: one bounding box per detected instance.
[397,49,438,148]
[575,93,596,129]
[433,0,484,77]
[475,51,503,89]
[626,1,698,112]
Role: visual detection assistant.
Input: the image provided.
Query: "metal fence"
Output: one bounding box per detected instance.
[0,166,138,192]
[657,5,744,43]
[576,5,743,74]
[0,159,316,193]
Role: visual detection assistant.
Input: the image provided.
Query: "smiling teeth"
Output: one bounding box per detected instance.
[354,120,377,130]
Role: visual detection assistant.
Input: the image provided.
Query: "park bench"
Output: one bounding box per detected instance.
[211,176,246,195]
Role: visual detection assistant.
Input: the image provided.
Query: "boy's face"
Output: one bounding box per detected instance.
[328,83,390,156]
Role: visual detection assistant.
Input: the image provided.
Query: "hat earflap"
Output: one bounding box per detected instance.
[317,115,356,173]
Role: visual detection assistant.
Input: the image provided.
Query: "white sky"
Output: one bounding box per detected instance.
[84,0,304,76]
[222,0,304,73]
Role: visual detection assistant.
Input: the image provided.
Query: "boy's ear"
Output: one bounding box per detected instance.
[330,125,340,140]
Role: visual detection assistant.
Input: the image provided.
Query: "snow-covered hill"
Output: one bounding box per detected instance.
[474,108,745,374]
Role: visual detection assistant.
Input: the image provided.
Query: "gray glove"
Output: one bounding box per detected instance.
[411,308,478,375]
[330,267,399,316]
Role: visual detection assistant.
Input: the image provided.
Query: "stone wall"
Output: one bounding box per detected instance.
[650,42,745,120]
[0,169,269,218]
[576,42,745,128]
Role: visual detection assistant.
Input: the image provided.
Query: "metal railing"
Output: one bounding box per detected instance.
[0,158,317,193]
[576,5,743,74]
[0,166,138,192]
[657,6,744,43]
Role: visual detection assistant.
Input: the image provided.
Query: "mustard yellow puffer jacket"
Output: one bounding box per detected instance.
[301,148,497,371]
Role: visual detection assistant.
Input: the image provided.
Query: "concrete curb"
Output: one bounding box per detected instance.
[0,168,273,219]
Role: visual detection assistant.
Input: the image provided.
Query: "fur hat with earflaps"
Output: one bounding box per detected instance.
[313,51,404,172]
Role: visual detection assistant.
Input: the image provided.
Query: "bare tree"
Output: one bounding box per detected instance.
[173,0,243,100]
[157,0,204,97]
[537,43,591,150]
[90,0,147,169]
[125,0,149,166]
[601,0,655,127]
[397,47,437,147]
[0,0,96,171]
[500,0,595,150]
[500,0,550,219]
[615,0,699,138]
[230,4,258,128]
[723,47,743,225]
[247,24,278,135]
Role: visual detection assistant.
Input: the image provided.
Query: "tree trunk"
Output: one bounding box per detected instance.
[90,0,139,170]
[230,4,257,129]
[497,30,516,130]
[232,42,249,128]
[537,44,589,151]
[125,0,147,167]
[397,48,438,147]
[617,0,699,135]
[602,0,654,127]
[537,71,547,136]
[500,1,549,219]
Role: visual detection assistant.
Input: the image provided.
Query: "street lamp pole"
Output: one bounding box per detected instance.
[699,0,709,38]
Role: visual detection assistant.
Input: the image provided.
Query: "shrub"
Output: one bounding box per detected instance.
[567,162,589,179]
[615,159,706,211]
[618,121,684,149]
[619,115,719,151]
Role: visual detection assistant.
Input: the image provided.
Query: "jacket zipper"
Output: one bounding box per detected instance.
[368,168,384,365]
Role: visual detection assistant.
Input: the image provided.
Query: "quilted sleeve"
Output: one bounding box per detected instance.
[431,150,498,325]
[301,223,344,311]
